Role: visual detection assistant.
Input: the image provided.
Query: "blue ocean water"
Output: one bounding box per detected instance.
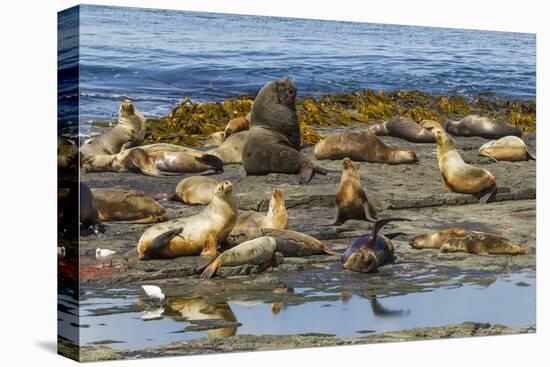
[58,5,536,133]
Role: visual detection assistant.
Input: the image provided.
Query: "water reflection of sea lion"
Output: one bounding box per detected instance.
[445,115,522,139]
[233,189,288,231]
[409,227,467,249]
[242,77,327,184]
[172,176,218,205]
[314,131,418,164]
[201,236,277,279]
[57,137,78,169]
[333,158,377,225]
[225,228,337,257]
[440,232,526,255]
[224,112,250,137]
[367,116,435,143]
[80,99,147,158]
[137,181,238,266]
[91,188,167,223]
[341,218,410,273]
[434,129,496,203]
[478,136,536,162]
[209,131,248,164]
[81,144,223,176]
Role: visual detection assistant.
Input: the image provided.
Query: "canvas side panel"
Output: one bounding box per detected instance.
[57,5,81,362]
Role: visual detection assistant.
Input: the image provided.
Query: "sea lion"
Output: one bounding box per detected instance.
[367,116,436,143]
[224,112,251,137]
[91,188,167,223]
[209,131,248,164]
[440,232,526,255]
[233,189,288,231]
[172,176,219,205]
[341,217,410,273]
[80,99,148,158]
[81,143,223,176]
[201,236,277,279]
[225,228,337,257]
[79,182,102,235]
[434,129,496,203]
[409,227,467,249]
[57,136,78,169]
[137,181,238,266]
[445,115,522,139]
[242,77,327,184]
[333,157,377,225]
[419,119,443,131]
[204,131,226,147]
[314,131,418,164]
[478,136,536,162]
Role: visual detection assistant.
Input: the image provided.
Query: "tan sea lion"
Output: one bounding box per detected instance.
[225,228,337,257]
[434,129,496,203]
[137,181,238,266]
[80,99,148,158]
[201,236,277,279]
[81,143,223,176]
[172,176,219,205]
[333,158,377,225]
[478,136,536,162]
[242,77,327,184]
[314,131,418,164]
[209,131,248,164]
[224,112,251,137]
[409,227,467,249]
[341,218,410,273]
[367,116,435,143]
[440,232,526,255]
[445,115,522,139]
[91,188,167,223]
[57,137,78,169]
[233,189,288,231]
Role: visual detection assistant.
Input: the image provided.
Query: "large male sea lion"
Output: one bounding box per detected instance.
[478,136,536,162]
[233,189,288,231]
[201,236,277,279]
[137,181,238,266]
[445,115,522,139]
[314,131,418,164]
[172,176,219,205]
[80,99,148,158]
[224,112,250,137]
[333,158,377,225]
[367,116,435,143]
[242,77,327,184]
[341,218,410,273]
[91,188,167,223]
[434,129,496,203]
[440,232,526,255]
[209,131,248,164]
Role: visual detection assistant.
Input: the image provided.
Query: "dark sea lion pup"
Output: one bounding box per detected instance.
[242,77,327,184]
[445,115,522,139]
[341,217,410,273]
[367,116,435,143]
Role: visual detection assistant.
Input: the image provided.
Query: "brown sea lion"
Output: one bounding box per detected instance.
[341,218,410,273]
[367,116,435,143]
[91,188,167,223]
[209,131,248,164]
[242,77,327,184]
[137,181,238,267]
[409,227,467,249]
[478,136,536,162]
[445,115,522,139]
[201,236,277,279]
[81,143,223,176]
[225,228,337,257]
[79,182,102,236]
[434,129,496,203]
[57,136,78,169]
[172,176,219,205]
[80,99,148,158]
[224,112,251,137]
[314,131,418,164]
[233,189,288,231]
[333,158,377,225]
[440,232,526,255]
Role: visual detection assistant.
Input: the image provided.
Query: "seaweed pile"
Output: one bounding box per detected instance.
[143,89,536,147]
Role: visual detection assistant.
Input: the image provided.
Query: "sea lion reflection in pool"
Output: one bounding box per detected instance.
[242,77,327,184]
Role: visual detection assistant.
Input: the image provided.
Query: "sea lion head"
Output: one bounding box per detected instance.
[341,157,360,178]
[119,99,136,118]
[214,180,233,198]
[268,189,288,227]
[444,119,461,135]
[81,154,115,173]
[391,149,419,164]
[275,77,297,106]
[434,128,456,153]
[342,249,378,273]
[409,227,467,249]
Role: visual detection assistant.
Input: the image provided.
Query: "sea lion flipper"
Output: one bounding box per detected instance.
[146,228,183,257]
[298,161,314,185]
[371,217,411,240]
[526,149,536,161]
[385,232,408,240]
[322,244,339,255]
[200,257,221,279]
[477,186,497,204]
[195,154,224,172]
[363,201,378,223]
[196,256,217,273]
[314,165,329,175]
